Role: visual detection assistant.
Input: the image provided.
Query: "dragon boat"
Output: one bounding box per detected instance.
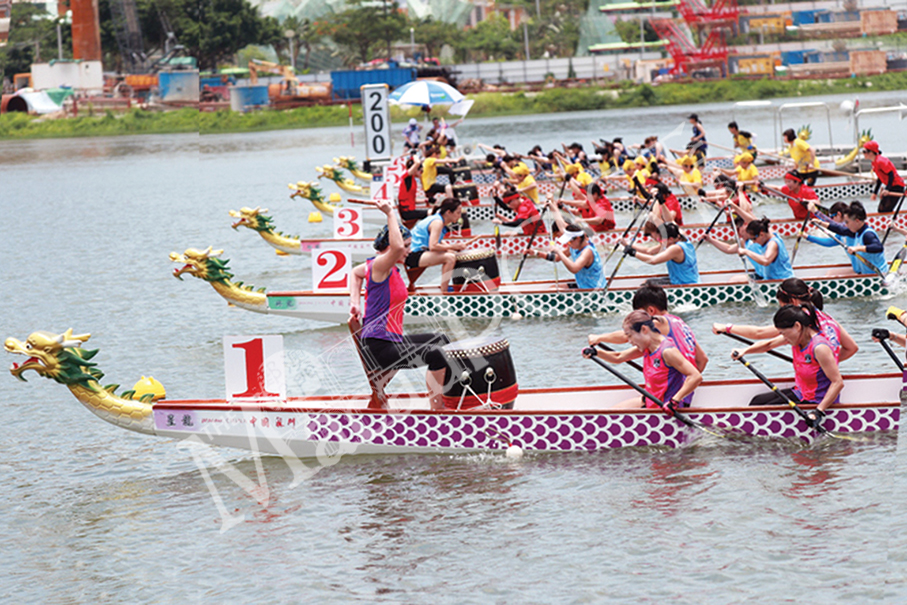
[5,329,899,456]
[315,165,368,195]
[169,247,892,325]
[235,205,907,260]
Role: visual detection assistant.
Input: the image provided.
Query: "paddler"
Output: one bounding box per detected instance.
[623,222,700,285]
[420,145,456,206]
[529,200,606,289]
[555,183,615,233]
[687,113,708,168]
[805,200,887,277]
[588,283,709,372]
[712,277,858,363]
[397,156,428,224]
[728,121,757,159]
[731,304,844,427]
[649,182,684,226]
[862,141,906,213]
[706,217,794,281]
[349,199,451,410]
[583,309,702,411]
[405,197,468,293]
[716,152,759,192]
[782,129,819,186]
[779,171,819,221]
[506,162,540,205]
[491,186,546,236]
[666,155,704,198]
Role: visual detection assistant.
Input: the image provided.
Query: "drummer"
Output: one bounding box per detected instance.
[583,309,702,412]
[349,199,451,410]
[405,197,468,292]
[588,284,709,372]
[623,222,700,285]
[530,200,606,289]
[731,304,843,427]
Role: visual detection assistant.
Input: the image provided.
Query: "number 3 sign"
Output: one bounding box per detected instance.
[312,248,351,292]
[334,207,362,238]
[223,335,286,401]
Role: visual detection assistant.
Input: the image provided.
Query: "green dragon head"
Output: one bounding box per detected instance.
[5,329,101,386]
[230,207,274,233]
[316,165,344,183]
[857,129,873,145]
[797,125,812,141]
[288,180,325,204]
[333,156,360,172]
[170,247,234,283]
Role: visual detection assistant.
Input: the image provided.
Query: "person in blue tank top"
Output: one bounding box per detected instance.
[530,201,606,289]
[404,197,468,292]
[806,200,887,277]
[739,218,794,280]
[624,222,699,285]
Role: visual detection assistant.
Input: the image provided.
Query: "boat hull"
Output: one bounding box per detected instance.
[149,375,900,456]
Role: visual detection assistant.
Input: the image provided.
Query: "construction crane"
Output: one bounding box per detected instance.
[109,0,146,73]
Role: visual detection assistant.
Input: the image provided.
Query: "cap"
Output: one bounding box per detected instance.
[622,160,636,172]
[558,229,585,245]
[409,118,417,125]
[678,156,695,167]
[635,155,648,166]
[738,152,753,163]
[565,163,581,175]
[862,141,880,154]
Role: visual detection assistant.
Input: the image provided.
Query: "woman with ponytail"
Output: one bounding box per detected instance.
[739,218,794,280]
[732,305,844,421]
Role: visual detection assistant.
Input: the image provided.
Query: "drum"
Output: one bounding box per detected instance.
[453,184,479,206]
[441,337,518,410]
[453,249,500,292]
[451,166,473,185]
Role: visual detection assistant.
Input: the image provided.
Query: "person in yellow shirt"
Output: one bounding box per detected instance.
[421,146,456,205]
[728,121,757,159]
[509,163,539,204]
[665,155,703,197]
[716,152,759,192]
[783,129,819,186]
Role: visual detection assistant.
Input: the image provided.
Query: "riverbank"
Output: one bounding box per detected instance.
[1,72,905,139]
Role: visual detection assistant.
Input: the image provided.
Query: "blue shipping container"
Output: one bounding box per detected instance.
[781,50,805,65]
[331,68,416,100]
[230,85,270,111]
[791,10,816,26]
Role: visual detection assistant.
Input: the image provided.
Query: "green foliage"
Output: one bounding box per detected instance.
[0,4,70,80]
[465,14,520,62]
[194,0,281,70]
[326,0,407,66]
[0,108,199,139]
[411,18,463,60]
[613,17,659,46]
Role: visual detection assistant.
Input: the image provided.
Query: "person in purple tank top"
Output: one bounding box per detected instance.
[350,200,451,409]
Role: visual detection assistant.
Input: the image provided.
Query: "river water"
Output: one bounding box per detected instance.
[2,90,906,602]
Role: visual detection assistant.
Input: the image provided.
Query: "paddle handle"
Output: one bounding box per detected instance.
[719,331,793,364]
[880,192,907,246]
[596,343,644,373]
[876,336,906,372]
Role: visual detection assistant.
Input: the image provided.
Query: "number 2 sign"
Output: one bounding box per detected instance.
[334,207,362,238]
[223,335,286,401]
[312,248,351,292]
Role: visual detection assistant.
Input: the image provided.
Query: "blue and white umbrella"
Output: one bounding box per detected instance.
[388,80,465,108]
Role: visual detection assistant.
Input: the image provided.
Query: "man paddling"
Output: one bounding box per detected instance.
[778,171,819,221]
[782,128,819,186]
[588,284,708,372]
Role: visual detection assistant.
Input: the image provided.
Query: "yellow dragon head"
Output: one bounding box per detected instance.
[288,180,325,203]
[230,207,274,233]
[797,125,812,141]
[316,165,345,182]
[857,129,873,146]
[170,246,232,283]
[6,329,94,383]
[333,156,359,171]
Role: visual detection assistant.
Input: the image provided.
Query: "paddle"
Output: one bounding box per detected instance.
[789,213,811,266]
[602,178,654,292]
[726,204,768,307]
[583,350,722,436]
[695,203,727,250]
[809,221,887,280]
[884,240,907,287]
[717,331,794,364]
[880,192,907,245]
[871,329,905,372]
[513,194,554,282]
[758,183,831,216]
[732,356,858,441]
[596,343,644,373]
[709,141,856,178]
[603,181,651,266]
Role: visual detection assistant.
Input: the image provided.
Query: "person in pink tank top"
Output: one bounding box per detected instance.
[732,304,844,427]
[585,310,702,412]
[350,200,451,409]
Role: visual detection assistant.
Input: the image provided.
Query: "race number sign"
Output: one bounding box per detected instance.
[361,84,391,162]
[312,248,351,292]
[333,207,363,238]
[223,335,286,401]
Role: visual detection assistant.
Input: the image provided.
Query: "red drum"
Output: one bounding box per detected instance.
[441,337,518,410]
[452,249,500,292]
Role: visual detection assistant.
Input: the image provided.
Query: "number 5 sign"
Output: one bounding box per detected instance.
[312,248,351,292]
[334,207,363,238]
[361,84,391,162]
[223,335,286,401]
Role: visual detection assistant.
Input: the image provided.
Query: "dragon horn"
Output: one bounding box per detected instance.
[60,328,90,347]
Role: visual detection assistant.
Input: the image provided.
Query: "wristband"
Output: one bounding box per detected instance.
[726,324,733,335]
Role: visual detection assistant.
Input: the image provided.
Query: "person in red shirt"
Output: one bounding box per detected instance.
[780,171,819,220]
[862,141,906,213]
[492,190,546,236]
[397,156,428,225]
[650,183,683,226]
[556,183,616,232]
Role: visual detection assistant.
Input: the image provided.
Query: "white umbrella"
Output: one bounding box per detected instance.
[388,80,465,108]
[447,99,474,117]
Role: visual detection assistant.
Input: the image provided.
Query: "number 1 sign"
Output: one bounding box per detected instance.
[223,335,286,401]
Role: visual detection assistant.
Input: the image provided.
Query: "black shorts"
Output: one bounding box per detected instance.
[425,183,448,204]
[405,249,425,269]
[749,388,805,406]
[361,333,451,373]
[400,209,428,222]
[879,186,905,213]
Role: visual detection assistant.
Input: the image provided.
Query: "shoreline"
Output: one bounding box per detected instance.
[1,72,905,140]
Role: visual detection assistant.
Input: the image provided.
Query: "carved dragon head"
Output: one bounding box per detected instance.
[316,165,344,182]
[230,207,274,233]
[6,329,99,385]
[333,156,359,171]
[288,180,325,203]
[170,247,233,283]
[857,129,873,146]
[797,125,812,141]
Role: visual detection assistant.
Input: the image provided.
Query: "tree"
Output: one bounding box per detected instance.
[193,0,281,70]
[465,14,520,62]
[411,18,462,60]
[327,0,406,66]
[0,4,68,80]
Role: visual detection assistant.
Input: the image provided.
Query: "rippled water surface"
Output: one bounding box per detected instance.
[2,90,906,602]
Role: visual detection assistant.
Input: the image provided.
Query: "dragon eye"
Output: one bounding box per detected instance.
[25,343,32,350]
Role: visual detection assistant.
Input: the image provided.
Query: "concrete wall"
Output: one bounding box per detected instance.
[32,61,104,91]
